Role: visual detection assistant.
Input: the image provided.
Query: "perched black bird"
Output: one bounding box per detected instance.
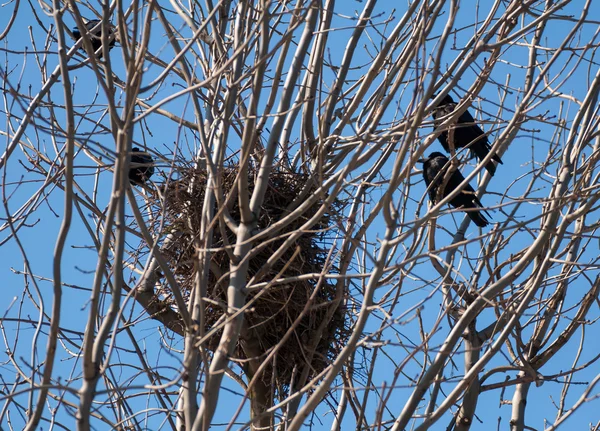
[129,148,154,186]
[432,94,503,176]
[72,19,115,56]
[419,152,490,227]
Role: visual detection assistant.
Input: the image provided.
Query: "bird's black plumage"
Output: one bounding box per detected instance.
[129,148,154,186]
[72,19,115,56]
[432,94,503,176]
[420,152,489,227]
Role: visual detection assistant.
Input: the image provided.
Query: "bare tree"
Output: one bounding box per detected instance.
[2,1,600,430]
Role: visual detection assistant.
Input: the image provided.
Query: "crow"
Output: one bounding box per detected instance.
[129,148,155,186]
[419,152,490,228]
[432,94,503,176]
[72,19,115,56]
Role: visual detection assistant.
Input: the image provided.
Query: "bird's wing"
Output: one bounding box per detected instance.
[457,109,488,142]
[448,172,490,215]
[85,20,101,31]
[446,169,470,193]
[446,169,480,202]
[458,108,476,123]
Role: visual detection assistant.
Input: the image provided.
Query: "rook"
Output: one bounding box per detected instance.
[72,19,115,56]
[432,94,503,175]
[129,148,155,186]
[419,152,490,228]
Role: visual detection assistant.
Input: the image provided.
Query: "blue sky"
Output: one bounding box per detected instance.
[1,1,600,430]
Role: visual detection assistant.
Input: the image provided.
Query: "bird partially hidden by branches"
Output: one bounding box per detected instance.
[432,94,503,176]
[419,152,490,228]
[72,19,115,57]
[129,148,154,186]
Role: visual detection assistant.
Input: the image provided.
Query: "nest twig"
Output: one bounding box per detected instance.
[154,163,350,393]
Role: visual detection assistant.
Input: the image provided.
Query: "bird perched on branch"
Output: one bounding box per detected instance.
[432,94,503,176]
[72,19,115,56]
[419,152,490,228]
[129,148,154,186]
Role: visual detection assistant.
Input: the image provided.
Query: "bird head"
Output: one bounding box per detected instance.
[427,151,446,159]
[431,93,455,106]
[417,151,446,164]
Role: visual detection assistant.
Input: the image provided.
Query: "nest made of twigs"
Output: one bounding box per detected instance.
[156,163,350,391]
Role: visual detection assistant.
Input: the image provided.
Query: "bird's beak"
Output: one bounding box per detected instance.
[417,158,425,164]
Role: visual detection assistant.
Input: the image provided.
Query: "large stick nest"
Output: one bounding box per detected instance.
[155,163,350,390]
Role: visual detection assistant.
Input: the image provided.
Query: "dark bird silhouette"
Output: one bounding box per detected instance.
[129,148,154,185]
[419,152,490,227]
[72,19,115,56]
[432,94,503,176]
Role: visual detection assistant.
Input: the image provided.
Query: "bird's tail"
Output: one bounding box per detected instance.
[493,152,503,164]
[467,208,489,227]
[472,141,502,176]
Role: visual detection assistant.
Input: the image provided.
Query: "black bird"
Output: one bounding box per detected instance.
[129,148,155,186]
[72,19,115,56]
[432,94,503,176]
[419,152,490,228]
